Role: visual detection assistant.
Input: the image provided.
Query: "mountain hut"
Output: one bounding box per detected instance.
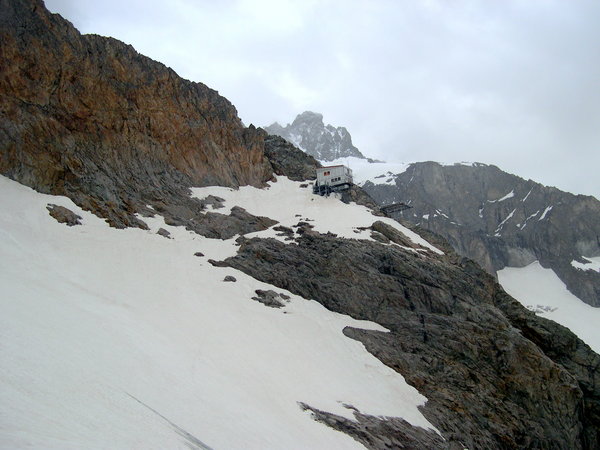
[313,165,353,196]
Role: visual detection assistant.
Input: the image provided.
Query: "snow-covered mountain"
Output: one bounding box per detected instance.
[264,111,367,162]
[498,260,600,354]
[2,1,600,448]
[358,161,600,307]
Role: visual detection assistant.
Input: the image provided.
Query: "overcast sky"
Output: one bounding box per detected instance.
[45,0,600,198]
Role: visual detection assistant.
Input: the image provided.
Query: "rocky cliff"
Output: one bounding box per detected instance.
[218,224,600,449]
[265,111,367,161]
[0,0,273,228]
[362,162,600,307]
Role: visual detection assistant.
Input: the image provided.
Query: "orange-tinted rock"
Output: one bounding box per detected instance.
[0,0,273,226]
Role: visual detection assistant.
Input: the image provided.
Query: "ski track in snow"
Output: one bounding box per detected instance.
[498,262,600,354]
[0,175,439,449]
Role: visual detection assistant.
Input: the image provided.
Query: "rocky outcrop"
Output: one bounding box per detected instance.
[251,289,290,308]
[46,203,82,226]
[265,111,366,161]
[183,205,277,240]
[340,185,384,214]
[362,162,600,306]
[262,134,320,181]
[0,0,273,228]
[219,232,600,449]
[299,402,446,449]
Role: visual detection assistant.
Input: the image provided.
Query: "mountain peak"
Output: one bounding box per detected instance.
[292,111,324,125]
[264,112,366,162]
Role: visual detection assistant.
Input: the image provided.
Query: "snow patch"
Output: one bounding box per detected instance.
[288,132,306,151]
[328,157,411,186]
[538,206,553,220]
[495,208,516,233]
[571,256,600,272]
[518,210,539,230]
[522,188,533,202]
[488,190,514,203]
[498,262,600,354]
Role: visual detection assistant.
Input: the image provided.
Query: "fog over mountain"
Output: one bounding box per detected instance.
[265,111,367,162]
[44,0,600,200]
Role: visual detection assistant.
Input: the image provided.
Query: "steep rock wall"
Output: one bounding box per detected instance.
[0,0,273,226]
[362,162,600,306]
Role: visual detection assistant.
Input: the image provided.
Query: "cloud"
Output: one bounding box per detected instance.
[44,0,600,198]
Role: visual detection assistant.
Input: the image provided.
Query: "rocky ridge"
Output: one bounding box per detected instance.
[262,134,321,181]
[361,162,600,306]
[265,111,367,162]
[219,226,600,449]
[1,0,273,229]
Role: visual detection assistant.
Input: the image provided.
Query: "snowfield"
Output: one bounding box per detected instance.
[498,261,600,354]
[192,176,442,254]
[326,157,411,186]
[0,175,439,449]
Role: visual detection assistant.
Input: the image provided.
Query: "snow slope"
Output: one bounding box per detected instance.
[0,175,439,449]
[339,159,488,188]
[326,157,411,186]
[498,262,600,354]
[192,176,442,254]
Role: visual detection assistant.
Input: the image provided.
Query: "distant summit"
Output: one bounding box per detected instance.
[265,111,367,162]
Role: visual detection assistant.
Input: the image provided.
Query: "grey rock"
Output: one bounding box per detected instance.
[223,275,237,282]
[362,161,600,306]
[198,195,226,210]
[273,225,294,240]
[299,402,448,449]
[371,220,427,251]
[166,206,277,240]
[369,231,389,244]
[265,111,366,162]
[263,134,320,181]
[251,289,287,308]
[217,231,600,448]
[156,228,171,238]
[194,252,204,257]
[340,185,384,215]
[46,204,82,226]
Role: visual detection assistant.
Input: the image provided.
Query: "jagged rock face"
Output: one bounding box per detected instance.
[264,111,366,161]
[262,134,320,181]
[362,162,600,306]
[221,232,600,449]
[0,0,273,227]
